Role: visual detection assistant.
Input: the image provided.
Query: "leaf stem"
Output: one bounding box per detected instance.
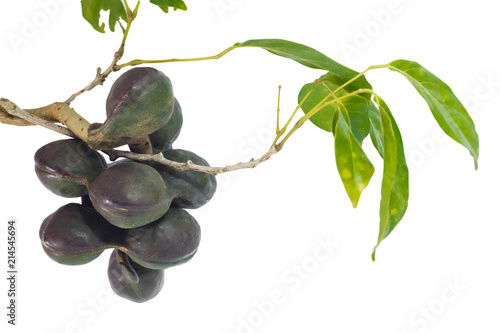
[271,66,383,146]
[276,88,376,149]
[115,44,240,69]
[331,63,389,96]
[121,2,136,48]
[123,0,132,14]
[270,79,324,147]
[276,85,282,135]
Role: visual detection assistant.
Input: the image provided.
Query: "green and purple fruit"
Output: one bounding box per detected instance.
[34,139,106,198]
[39,203,113,265]
[88,67,174,149]
[108,250,165,303]
[40,203,201,270]
[149,97,183,153]
[149,149,217,209]
[88,161,173,228]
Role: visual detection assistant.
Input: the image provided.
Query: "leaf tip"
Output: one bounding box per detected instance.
[349,193,363,209]
[371,247,377,262]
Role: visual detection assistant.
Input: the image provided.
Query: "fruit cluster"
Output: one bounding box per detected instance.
[35,68,217,302]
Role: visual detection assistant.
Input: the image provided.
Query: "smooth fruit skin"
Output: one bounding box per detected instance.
[88,67,174,149]
[149,149,217,209]
[108,250,165,303]
[149,97,183,153]
[123,208,201,269]
[40,203,114,265]
[89,161,173,229]
[34,139,107,198]
[40,204,201,270]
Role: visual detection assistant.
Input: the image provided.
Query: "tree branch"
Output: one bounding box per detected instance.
[0,98,76,137]
[103,145,281,176]
[1,97,282,175]
[64,47,124,105]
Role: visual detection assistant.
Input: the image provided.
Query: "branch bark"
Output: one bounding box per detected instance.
[64,47,124,105]
[0,98,77,138]
[104,145,281,176]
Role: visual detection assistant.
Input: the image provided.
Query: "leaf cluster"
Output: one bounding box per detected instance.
[81,0,187,33]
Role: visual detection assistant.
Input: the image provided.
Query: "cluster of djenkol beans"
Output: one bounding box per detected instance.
[35,68,217,302]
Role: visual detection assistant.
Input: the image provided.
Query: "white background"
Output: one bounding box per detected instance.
[1,1,499,332]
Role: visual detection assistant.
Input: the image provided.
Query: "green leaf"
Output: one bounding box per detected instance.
[334,111,375,208]
[298,78,343,132]
[368,102,384,158]
[336,96,370,143]
[298,73,370,141]
[388,60,479,169]
[372,97,409,261]
[81,0,127,33]
[150,0,187,13]
[238,39,372,96]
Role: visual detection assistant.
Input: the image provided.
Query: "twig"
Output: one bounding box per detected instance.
[64,45,124,105]
[64,1,140,105]
[104,145,281,176]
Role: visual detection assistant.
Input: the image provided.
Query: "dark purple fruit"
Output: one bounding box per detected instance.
[149,149,217,209]
[88,161,173,228]
[34,139,106,198]
[88,67,174,149]
[40,203,201,270]
[108,250,164,303]
[149,97,183,153]
[39,203,114,265]
[123,207,201,269]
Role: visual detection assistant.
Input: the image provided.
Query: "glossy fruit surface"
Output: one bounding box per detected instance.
[32,67,216,303]
[108,250,165,303]
[123,207,201,269]
[150,149,217,209]
[88,67,174,149]
[149,97,183,153]
[34,139,106,197]
[40,203,114,265]
[89,161,172,228]
[40,203,201,270]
